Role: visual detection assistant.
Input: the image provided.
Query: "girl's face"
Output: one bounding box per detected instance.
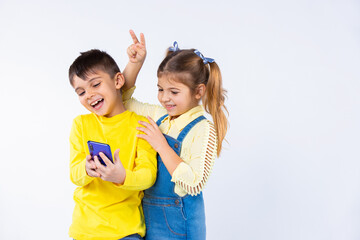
[72,70,124,118]
[157,76,201,119]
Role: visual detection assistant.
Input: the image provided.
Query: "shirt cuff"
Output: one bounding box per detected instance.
[171,162,196,185]
[81,160,94,184]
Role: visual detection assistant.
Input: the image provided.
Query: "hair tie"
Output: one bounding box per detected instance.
[169,41,180,52]
[194,50,214,64]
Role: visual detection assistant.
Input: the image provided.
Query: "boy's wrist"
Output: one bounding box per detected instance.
[113,169,127,186]
[118,171,126,184]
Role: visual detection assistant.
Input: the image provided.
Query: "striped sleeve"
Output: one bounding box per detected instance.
[171,120,218,197]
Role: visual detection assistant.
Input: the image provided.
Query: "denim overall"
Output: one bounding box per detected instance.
[143,115,207,240]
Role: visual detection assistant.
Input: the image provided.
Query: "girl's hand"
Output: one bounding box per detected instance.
[137,116,168,153]
[127,29,146,64]
[93,149,126,184]
[85,154,100,178]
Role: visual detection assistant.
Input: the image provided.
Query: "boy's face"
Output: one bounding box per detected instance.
[72,70,124,118]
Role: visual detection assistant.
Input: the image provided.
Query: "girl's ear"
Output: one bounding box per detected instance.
[114,72,125,89]
[195,84,206,100]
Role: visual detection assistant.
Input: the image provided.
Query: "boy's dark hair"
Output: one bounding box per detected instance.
[69,49,120,85]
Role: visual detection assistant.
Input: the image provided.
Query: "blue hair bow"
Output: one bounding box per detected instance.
[194,50,215,64]
[169,41,180,52]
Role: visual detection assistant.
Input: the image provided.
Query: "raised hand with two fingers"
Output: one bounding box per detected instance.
[127,29,146,64]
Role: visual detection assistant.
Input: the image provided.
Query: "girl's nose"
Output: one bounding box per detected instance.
[161,93,170,102]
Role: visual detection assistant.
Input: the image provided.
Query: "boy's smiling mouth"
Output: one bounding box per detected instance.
[90,98,104,109]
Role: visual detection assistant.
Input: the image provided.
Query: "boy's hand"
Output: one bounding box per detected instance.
[85,155,100,178]
[93,149,126,184]
[127,29,146,64]
[137,116,168,153]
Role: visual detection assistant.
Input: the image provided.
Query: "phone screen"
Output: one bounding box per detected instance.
[87,141,113,166]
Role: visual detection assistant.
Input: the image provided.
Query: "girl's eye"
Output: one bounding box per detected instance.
[158,89,163,92]
[93,82,101,87]
[171,91,179,95]
[78,91,85,96]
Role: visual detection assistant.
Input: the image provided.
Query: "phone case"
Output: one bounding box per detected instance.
[87,141,113,166]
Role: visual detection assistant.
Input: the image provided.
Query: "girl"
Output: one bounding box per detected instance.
[125,37,228,240]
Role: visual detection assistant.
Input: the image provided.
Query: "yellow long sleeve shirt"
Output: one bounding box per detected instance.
[69,110,157,240]
[124,94,217,197]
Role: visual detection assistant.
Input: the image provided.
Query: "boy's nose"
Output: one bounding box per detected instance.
[85,91,95,100]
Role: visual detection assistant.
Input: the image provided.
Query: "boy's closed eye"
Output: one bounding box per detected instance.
[92,82,101,88]
[76,89,85,96]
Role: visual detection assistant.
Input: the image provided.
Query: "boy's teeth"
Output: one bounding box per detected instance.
[91,99,102,106]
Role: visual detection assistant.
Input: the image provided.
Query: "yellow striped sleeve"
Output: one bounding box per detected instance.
[171,120,218,196]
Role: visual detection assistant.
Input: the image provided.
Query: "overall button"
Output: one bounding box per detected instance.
[174,143,179,148]
[175,199,180,205]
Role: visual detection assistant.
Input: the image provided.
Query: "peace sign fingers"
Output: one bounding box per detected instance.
[127,29,147,63]
[129,29,139,44]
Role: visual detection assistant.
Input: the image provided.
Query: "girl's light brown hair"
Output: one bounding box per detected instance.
[157,49,228,156]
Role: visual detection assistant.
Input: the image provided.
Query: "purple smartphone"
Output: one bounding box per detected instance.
[87,141,113,166]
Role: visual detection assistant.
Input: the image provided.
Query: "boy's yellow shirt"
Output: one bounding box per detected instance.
[69,110,157,240]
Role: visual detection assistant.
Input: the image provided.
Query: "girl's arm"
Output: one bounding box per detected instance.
[137,117,218,197]
[125,98,167,123]
[121,30,167,120]
[171,121,217,196]
[137,116,183,174]
[122,30,146,91]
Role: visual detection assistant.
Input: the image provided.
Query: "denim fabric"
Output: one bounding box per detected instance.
[143,115,206,240]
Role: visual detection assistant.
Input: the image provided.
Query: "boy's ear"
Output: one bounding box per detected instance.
[195,84,206,100]
[114,72,125,89]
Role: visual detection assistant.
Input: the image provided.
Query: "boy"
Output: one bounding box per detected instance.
[68,37,156,239]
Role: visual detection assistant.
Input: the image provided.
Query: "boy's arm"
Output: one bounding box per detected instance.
[117,120,157,191]
[119,135,157,191]
[122,30,146,91]
[69,116,95,187]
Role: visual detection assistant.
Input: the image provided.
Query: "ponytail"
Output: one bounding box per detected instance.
[157,47,228,156]
[203,62,228,156]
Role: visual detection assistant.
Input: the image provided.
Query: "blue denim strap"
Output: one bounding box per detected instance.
[176,115,206,142]
[156,114,168,126]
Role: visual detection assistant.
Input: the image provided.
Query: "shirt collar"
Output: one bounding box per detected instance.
[95,110,131,124]
[162,105,205,131]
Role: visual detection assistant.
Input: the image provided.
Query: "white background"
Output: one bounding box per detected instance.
[0,0,359,239]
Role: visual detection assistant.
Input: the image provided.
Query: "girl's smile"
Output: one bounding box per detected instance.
[164,104,176,111]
